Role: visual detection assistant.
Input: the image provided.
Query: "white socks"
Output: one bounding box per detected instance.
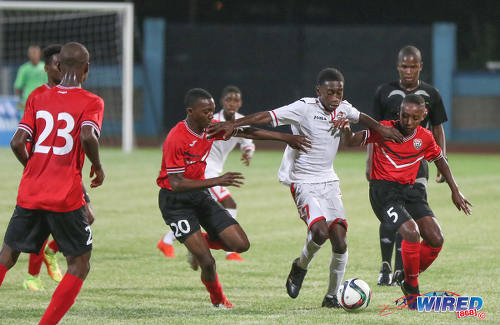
[326,250,348,297]
[163,231,175,245]
[297,232,322,269]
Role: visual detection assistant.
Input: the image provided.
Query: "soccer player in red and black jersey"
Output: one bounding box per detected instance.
[368,45,449,286]
[0,42,104,325]
[21,44,97,292]
[157,88,310,308]
[339,94,471,308]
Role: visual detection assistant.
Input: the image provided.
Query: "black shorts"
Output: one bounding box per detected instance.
[369,180,435,232]
[3,206,92,257]
[158,188,238,243]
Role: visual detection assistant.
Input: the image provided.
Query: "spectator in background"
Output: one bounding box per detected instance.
[13,45,47,112]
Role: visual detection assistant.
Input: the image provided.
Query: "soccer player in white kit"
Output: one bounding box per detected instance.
[208,68,403,307]
[158,86,255,261]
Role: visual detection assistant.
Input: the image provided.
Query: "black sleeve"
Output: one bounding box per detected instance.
[372,85,384,121]
[429,88,448,125]
[82,184,90,203]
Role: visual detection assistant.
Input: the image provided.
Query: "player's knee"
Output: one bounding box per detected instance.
[0,245,20,269]
[399,227,420,242]
[405,229,420,242]
[234,238,250,253]
[311,226,329,245]
[428,233,444,248]
[66,255,91,279]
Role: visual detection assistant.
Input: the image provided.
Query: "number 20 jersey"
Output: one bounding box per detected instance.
[17,85,104,212]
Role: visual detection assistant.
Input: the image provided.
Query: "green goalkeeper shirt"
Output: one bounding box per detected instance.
[13,61,47,107]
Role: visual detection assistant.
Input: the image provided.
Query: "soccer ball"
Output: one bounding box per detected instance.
[336,278,371,312]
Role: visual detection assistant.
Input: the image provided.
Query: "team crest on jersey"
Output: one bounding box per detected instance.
[413,138,422,150]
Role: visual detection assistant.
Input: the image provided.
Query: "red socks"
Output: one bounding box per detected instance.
[28,252,45,276]
[201,273,225,305]
[401,239,420,287]
[0,263,7,287]
[201,232,229,251]
[48,240,59,253]
[419,240,442,273]
[28,240,48,276]
[39,273,84,325]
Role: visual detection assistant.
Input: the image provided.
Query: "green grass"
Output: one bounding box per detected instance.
[0,148,499,324]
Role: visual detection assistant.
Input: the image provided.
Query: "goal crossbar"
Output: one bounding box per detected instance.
[0,1,134,152]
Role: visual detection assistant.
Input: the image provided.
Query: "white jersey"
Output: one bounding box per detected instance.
[205,110,255,176]
[269,97,360,185]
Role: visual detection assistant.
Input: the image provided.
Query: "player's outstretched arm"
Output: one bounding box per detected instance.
[208,111,273,140]
[235,127,312,153]
[432,124,447,183]
[10,129,30,167]
[80,125,105,188]
[434,157,472,215]
[168,172,244,192]
[357,113,403,143]
[337,119,365,147]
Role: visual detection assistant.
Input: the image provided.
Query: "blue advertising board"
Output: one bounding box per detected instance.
[0,96,20,146]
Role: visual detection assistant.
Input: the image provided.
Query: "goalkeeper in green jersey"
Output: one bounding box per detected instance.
[13,45,47,111]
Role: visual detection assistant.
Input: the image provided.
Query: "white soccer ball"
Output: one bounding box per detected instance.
[336,278,371,312]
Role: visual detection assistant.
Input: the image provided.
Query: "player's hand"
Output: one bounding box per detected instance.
[90,164,105,188]
[435,170,446,183]
[85,203,95,225]
[335,118,351,133]
[378,125,403,143]
[451,191,472,215]
[217,172,244,187]
[285,134,312,153]
[241,150,253,166]
[207,121,236,140]
[365,166,371,182]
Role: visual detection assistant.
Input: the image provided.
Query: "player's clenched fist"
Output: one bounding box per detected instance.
[90,164,105,188]
[217,172,244,187]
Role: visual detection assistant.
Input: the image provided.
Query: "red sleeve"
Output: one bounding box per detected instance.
[81,97,104,137]
[424,133,443,162]
[164,133,186,174]
[18,94,36,138]
[363,129,382,145]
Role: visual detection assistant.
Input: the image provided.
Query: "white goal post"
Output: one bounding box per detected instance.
[0,1,134,152]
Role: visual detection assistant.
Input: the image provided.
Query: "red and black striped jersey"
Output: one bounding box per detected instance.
[156,120,223,190]
[364,120,443,184]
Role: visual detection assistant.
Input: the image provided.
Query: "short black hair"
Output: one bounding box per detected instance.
[398,45,422,63]
[220,85,241,99]
[316,68,344,85]
[184,88,213,108]
[42,44,62,65]
[401,94,425,108]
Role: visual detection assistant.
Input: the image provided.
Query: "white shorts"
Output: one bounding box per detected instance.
[205,169,232,202]
[290,181,348,231]
[208,185,231,202]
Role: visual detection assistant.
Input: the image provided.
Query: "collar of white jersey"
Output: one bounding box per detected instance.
[316,97,337,121]
[214,110,225,122]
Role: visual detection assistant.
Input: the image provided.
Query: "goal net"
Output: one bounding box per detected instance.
[0,1,134,152]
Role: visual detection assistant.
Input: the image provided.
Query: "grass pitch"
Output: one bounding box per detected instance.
[0,147,499,324]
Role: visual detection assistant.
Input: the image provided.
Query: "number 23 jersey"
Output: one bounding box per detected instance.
[17,85,104,212]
